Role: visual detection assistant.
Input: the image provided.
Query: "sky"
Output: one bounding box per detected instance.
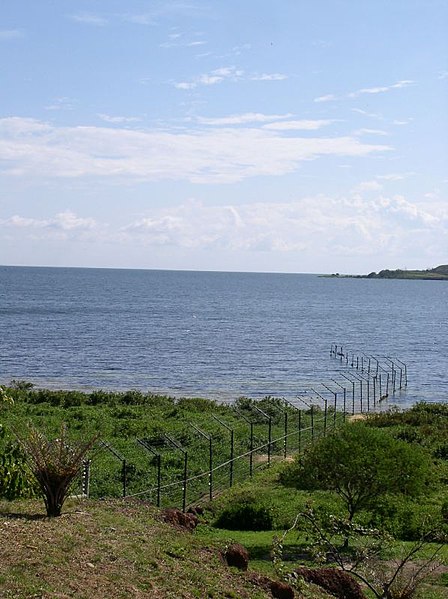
[0,1,447,274]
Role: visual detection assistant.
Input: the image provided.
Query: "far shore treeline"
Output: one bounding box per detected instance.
[325,264,448,280]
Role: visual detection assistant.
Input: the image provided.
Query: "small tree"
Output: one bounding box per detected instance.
[274,507,445,599]
[280,423,432,525]
[17,424,97,517]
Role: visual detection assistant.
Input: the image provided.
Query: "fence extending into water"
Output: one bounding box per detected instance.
[78,346,408,511]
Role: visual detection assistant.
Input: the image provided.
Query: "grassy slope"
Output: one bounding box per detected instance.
[1,397,447,598]
[0,498,277,599]
[1,493,446,599]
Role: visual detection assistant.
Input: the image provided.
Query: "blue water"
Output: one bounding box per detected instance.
[0,266,446,408]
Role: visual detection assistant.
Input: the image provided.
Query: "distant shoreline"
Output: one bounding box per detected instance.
[321,264,448,281]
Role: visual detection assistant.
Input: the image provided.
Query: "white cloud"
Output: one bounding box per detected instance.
[0,117,392,184]
[263,119,335,131]
[174,66,243,89]
[377,195,440,226]
[69,13,108,26]
[160,34,207,49]
[118,191,446,255]
[174,66,286,89]
[353,128,389,136]
[314,94,337,103]
[392,119,412,126]
[317,81,415,108]
[98,114,141,124]
[348,80,415,98]
[250,73,287,81]
[196,113,294,125]
[4,192,445,263]
[0,29,24,40]
[174,81,195,90]
[0,211,98,237]
[377,173,412,181]
[351,108,384,120]
[122,14,155,25]
[45,97,77,111]
[355,180,383,192]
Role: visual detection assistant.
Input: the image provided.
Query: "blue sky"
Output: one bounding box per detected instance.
[1,1,447,273]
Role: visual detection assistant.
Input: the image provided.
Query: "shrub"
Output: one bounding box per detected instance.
[214,491,274,530]
[16,424,98,517]
[280,423,433,523]
[0,425,36,500]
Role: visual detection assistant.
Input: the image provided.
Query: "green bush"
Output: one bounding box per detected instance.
[368,495,445,540]
[280,423,433,522]
[0,425,36,500]
[213,490,274,531]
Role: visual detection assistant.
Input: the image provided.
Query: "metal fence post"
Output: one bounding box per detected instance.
[212,415,234,487]
[191,423,213,501]
[234,410,255,477]
[137,438,162,507]
[253,405,272,466]
[82,459,91,497]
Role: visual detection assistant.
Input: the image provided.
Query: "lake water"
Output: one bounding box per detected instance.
[0,266,446,408]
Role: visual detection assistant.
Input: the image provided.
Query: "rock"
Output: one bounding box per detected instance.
[224,543,249,571]
[246,573,295,598]
[270,579,295,599]
[295,567,365,599]
[161,508,198,531]
[187,506,204,517]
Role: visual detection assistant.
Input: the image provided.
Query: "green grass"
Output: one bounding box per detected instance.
[0,498,277,599]
[1,391,447,597]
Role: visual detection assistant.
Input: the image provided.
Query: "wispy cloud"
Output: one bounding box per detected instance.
[196,113,294,125]
[351,108,384,120]
[263,119,335,131]
[353,128,389,137]
[0,211,97,234]
[4,192,445,263]
[174,66,244,89]
[0,29,24,40]
[348,80,415,98]
[0,116,391,184]
[377,173,412,181]
[314,94,337,103]
[174,66,287,89]
[98,114,142,124]
[250,73,287,81]
[117,190,446,255]
[315,80,415,104]
[355,180,383,192]
[392,119,413,126]
[45,97,77,111]
[69,13,108,26]
[160,32,207,49]
[122,13,156,25]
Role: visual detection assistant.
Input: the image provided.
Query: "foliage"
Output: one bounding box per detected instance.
[16,424,98,516]
[280,423,433,523]
[1,387,317,500]
[0,386,14,405]
[214,490,274,531]
[0,425,37,500]
[276,507,445,599]
[368,494,448,541]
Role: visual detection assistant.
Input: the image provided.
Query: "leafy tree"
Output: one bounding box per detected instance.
[280,423,432,524]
